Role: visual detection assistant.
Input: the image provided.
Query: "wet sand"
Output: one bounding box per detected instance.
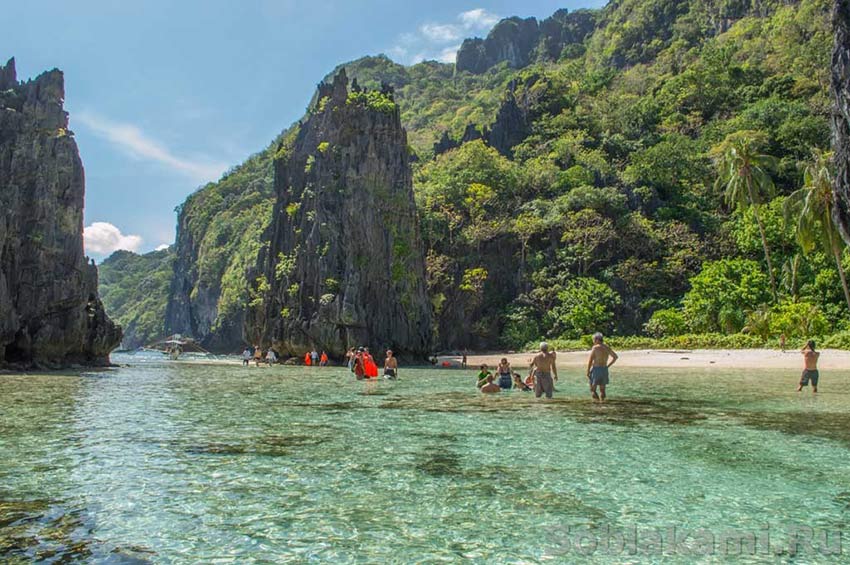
[452,348,850,371]
[143,348,850,371]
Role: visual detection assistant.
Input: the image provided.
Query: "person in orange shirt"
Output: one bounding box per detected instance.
[304,351,312,366]
[320,351,329,366]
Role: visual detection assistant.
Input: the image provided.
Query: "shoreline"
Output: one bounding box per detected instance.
[453,348,850,371]
[102,348,850,371]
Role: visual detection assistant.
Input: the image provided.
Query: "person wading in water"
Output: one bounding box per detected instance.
[530,342,558,399]
[586,333,618,402]
[796,340,820,393]
[384,350,399,380]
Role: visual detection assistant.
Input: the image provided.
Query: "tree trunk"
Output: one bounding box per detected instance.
[749,192,778,302]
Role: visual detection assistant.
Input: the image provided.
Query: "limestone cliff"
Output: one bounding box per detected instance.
[163,143,276,352]
[833,0,850,245]
[0,58,121,368]
[250,70,432,357]
[456,11,596,74]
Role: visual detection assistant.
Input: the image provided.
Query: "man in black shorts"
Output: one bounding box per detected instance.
[796,340,820,393]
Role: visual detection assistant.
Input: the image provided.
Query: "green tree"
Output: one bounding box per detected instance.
[784,151,850,317]
[711,131,779,301]
[769,301,829,339]
[780,254,803,303]
[643,308,687,337]
[560,209,615,276]
[546,277,622,338]
[683,259,772,333]
[743,304,773,340]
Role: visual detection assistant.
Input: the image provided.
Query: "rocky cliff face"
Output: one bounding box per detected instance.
[163,136,277,353]
[164,199,258,352]
[456,11,596,74]
[0,58,121,368]
[250,70,432,357]
[488,81,531,157]
[164,208,240,349]
[833,0,850,245]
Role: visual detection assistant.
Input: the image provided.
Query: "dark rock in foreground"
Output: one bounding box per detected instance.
[249,70,432,357]
[0,58,121,368]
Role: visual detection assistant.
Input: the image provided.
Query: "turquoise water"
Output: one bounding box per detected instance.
[1,353,849,563]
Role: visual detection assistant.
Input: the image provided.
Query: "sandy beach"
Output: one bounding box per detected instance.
[131,347,850,371]
[454,348,850,371]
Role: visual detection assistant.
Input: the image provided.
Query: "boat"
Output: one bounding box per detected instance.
[143,334,210,360]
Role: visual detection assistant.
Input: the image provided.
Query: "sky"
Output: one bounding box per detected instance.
[3,0,605,260]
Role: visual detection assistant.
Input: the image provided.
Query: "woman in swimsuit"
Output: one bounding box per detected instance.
[497,358,512,390]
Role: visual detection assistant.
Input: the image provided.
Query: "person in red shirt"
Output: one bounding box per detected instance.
[353,349,365,380]
[304,351,312,366]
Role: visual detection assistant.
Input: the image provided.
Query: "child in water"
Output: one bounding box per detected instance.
[512,372,532,391]
[476,364,493,388]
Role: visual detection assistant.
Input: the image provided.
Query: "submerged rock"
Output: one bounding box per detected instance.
[249,69,432,358]
[0,58,121,368]
[833,0,850,245]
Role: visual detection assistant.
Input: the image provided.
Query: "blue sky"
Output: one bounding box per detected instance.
[4,0,604,259]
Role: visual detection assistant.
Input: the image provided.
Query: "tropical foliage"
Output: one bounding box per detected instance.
[101,0,850,350]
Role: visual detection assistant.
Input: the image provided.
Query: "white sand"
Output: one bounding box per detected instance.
[453,348,850,371]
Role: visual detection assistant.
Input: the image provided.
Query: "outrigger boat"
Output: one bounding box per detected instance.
[144,334,210,360]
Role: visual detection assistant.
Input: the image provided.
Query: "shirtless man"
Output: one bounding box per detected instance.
[384,349,399,380]
[796,340,820,393]
[587,333,618,401]
[479,374,501,394]
[530,342,558,399]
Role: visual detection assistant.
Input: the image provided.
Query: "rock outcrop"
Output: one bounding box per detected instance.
[0,58,121,368]
[833,0,850,245]
[456,11,597,74]
[457,17,539,74]
[163,134,278,353]
[537,9,597,60]
[164,199,260,352]
[164,207,246,351]
[488,81,531,157]
[251,70,432,357]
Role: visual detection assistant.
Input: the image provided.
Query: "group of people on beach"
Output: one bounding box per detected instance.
[303,349,329,366]
[241,346,331,367]
[476,333,618,401]
[242,345,278,367]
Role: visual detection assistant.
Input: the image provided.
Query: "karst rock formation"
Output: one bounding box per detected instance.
[0,58,121,368]
[249,70,432,358]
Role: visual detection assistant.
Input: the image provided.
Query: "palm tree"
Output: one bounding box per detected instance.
[712,131,779,301]
[780,254,803,303]
[784,150,850,316]
[743,304,773,341]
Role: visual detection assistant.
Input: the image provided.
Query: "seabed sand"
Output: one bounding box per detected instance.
[459,348,850,370]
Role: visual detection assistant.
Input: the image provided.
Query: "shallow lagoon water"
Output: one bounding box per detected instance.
[1,353,849,563]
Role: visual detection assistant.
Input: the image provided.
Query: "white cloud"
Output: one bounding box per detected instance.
[459,8,500,30]
[84,222,143,256]
[74,112,228,183]
[155,244,170,251]
[420,23,462,43]
[438,45,461,63]
[390,7,499,65]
